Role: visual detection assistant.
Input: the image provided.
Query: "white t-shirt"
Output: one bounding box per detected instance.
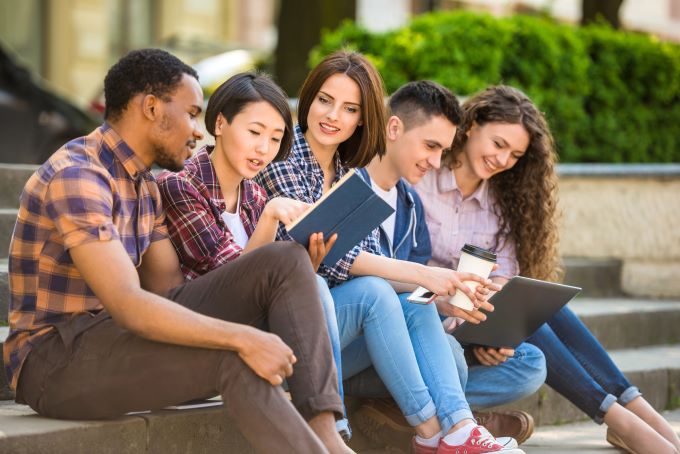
[371,181,398,246]
[220,189,249,248]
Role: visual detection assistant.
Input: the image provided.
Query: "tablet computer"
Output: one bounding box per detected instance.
[452,276,581,348]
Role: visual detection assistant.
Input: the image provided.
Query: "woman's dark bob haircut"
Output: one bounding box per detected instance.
[204,72,293,161]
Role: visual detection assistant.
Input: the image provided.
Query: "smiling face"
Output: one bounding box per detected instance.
[214,100,285,180]
[388,114,456,185]
[149,74,204,171]
[461,121,530,180]
[304,73,362,153]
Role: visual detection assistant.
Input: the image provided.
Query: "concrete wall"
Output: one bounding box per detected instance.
[558,165,680,298]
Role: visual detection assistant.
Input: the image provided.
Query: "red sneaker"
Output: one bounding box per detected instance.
[410,437,438,454]
[437,426,525,454]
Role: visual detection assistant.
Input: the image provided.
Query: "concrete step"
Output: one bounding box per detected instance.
[0,209,17,259]
[522,407,680,453]
[0,344,677,453]
[562,257,623,297]
[570,298,680,350]
[1,260,7,325]
[493,344,680,427]
[0,400,255,454]
[0,164,35,209]
[0,327,9,401]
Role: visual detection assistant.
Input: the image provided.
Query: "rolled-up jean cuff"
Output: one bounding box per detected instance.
[595,394,618,424]
[299,394,344,421]
[441,408,475,434]
[404,400,437,427]
[336,418,351,438]
[618,386,642,406]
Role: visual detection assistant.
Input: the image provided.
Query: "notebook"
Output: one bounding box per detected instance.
[286,169,394,266]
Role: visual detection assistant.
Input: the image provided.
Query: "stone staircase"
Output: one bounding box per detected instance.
[0,163,679,453]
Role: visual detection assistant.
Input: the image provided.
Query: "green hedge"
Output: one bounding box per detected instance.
[310,11,680,163]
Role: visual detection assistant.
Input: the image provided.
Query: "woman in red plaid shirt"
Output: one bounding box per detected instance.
[157,72,355,445]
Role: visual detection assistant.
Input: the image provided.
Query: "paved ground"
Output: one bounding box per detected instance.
[352,409,680,453]
[523,408,680,453]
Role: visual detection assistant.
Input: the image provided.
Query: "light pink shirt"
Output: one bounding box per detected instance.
[414,166,519,279]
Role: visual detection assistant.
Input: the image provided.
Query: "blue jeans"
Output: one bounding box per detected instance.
[335,283,473,433]
[343,330,545,411]
[526,305,641,424]
[447,336,546,410]
[314,275,350,435]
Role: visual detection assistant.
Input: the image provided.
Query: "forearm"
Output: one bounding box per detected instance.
[242,213,278,254]
[387,280,419,294]
[351,251,426,286]
[113,287,252,352]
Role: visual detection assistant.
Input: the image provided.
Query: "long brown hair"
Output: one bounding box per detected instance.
[447,85,562,281]
[297,51,387,168]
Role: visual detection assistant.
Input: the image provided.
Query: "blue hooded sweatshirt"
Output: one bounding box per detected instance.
[357,167,432,265]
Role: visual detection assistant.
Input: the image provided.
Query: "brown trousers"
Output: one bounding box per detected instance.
[17,242,342,453]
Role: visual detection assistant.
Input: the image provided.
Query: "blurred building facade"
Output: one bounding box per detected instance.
[364,0,680,42]
[0,0,276,106]
[459,0,680,42]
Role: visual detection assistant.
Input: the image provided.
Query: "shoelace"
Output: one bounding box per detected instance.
[472,426,500,448]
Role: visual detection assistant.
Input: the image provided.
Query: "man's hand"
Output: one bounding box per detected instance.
[473,347,515,366]
[307,232,337,271]
[435,295,495,325]
[236,327,297,386]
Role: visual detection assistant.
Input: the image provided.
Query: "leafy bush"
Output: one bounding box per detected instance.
[311,11,680,163]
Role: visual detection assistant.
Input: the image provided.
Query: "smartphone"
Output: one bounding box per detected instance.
[407,286,437,304]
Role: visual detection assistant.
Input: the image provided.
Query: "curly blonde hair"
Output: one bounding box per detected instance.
[446,86,562,281]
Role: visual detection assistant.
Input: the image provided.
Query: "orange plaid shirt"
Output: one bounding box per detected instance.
[3,124,168,390]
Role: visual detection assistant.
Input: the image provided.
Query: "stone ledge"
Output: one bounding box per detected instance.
[0,164,36,210]
[0,209,17,260]
[0,403,146,454]
[557,163,680,179]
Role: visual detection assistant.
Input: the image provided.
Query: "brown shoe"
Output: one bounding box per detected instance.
[607,428,639,454]
[353,398,414,450]
[473,410,534,445]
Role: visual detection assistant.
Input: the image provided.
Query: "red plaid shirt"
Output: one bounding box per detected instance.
[157,146,266,280]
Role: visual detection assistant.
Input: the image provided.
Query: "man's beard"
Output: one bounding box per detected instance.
[153,144,185,172]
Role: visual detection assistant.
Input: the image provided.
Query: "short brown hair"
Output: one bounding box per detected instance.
[297,51,387,168]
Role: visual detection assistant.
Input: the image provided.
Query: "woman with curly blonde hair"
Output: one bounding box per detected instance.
[415,85,680,454]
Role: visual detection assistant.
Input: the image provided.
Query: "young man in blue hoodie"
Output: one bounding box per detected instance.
[348,81,547,449]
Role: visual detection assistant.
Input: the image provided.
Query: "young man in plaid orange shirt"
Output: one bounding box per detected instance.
[3,49,350,454]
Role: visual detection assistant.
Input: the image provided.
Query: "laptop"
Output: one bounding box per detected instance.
[452,276,581,348]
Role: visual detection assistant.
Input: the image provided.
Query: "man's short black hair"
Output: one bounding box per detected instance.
[104,48,199,121]
[388,80,462,131]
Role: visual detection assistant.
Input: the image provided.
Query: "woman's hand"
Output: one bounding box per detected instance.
[262,197,310,226]
[473,280,502,304]
[417,266,492,306]
[472,346,515,366]
[307,232,338,271]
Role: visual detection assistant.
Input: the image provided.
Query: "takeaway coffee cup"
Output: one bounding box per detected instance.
[449,244,497,310]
